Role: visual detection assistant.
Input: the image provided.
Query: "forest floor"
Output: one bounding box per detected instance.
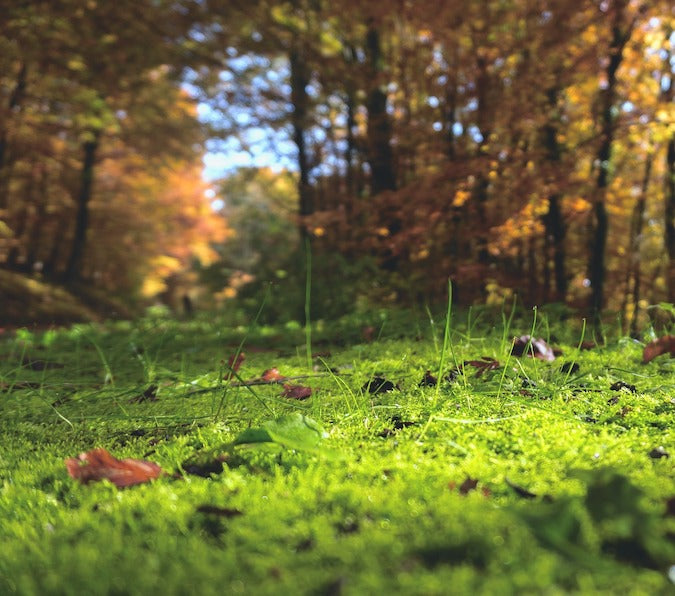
[0,308,673,594]
[0,269,133,327]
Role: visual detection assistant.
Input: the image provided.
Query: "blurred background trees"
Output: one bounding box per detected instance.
[1,0,674,328]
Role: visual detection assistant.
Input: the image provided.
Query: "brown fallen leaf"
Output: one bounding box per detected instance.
[224,352,246,379]
[511,335,556,361]
[464,357,500,377]
[642,335,675,364]
[281,383,312,400]
[261,367,285,382]
[130,384,158,403]
[65,448,163,488]
[418,370,438,387]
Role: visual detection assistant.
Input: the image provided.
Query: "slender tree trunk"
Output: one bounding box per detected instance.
[63,131,100,282]
[365,21,396,195]
[588,0,633,338]
[541,87,567,302]
[289,43,312,239]
[627,151,652,335]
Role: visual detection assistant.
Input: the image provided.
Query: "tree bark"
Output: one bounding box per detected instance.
[627,151,651,335]
[542,87,567,302]
[63,131,100,283]
[289,43,312,238]
[588,0,633,338]
[365,21,396,195]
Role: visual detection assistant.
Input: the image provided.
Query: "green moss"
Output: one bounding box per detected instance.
[0,313,673,594]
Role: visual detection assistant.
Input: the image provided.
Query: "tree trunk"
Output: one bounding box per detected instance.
[627,151,651,335]
[365,22,396,195]
[588,0,633,338]
[541,87,567,302]
[289,43,312,238]
[63,132,100,283]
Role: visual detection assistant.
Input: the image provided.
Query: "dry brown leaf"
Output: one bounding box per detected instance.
[281,384,312,400]
[261,367,285,382]
[643,335,675,364]
[65,448,163,488]
[511,335,556,361]
[224,352,246,379]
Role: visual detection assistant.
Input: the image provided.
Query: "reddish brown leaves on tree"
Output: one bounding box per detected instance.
[642,336,675,364]
[511,335,556,361]
[65,448,163,488]
[225,352,246,379]
[281,383,312,400]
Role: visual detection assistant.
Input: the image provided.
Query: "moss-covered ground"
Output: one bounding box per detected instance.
[1,308,673,594]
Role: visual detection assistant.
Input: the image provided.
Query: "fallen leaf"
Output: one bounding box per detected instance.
[610,381,636,393]
[419,370,438,387]
[361,376,396,394]
[65,448,163,488]
[130,384,158,403]
[648,446,669,459]
[459,477,478,495]
[181,454,229,477]
[261,368,285,382]
[378,415,415,436]
[642,335,675,364]
[281,384,312,400]
[463,357,500,377]
[224,352,246,379]
[233,413,326,451]
[560,362,579,374]
[505,477,538,499]
[511,336,556,361]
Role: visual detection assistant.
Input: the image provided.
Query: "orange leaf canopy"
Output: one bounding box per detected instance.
[65,448,163,488]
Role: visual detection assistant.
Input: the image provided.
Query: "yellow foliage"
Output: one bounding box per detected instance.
[452,190,471,207]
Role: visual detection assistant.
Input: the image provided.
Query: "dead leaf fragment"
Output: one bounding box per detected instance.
[463,357,500,377]
[419,370,437,387]
[609,381,636,393]
[281,383,312,400]
[361,376,396,394]
[648,446,669,459]
[505,477,538,499]
[130,384,158,403]
[642,335,675,364]
[261,368,285,382]
[224,352,246,379]
[511,336,556,361]
[65,448,163,488]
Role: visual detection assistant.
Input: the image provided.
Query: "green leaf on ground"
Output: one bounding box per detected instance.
[233,413,327,452]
